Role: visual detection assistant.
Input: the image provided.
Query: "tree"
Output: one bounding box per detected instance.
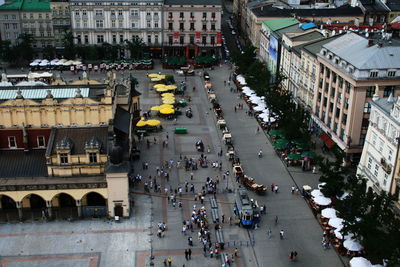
[15,33,34,62]
[125,36,145,59]
[232,45,256,74]
[0,40,13,62]
[43,45,56,59]
[336,176,400,266]
[62,31,76,59]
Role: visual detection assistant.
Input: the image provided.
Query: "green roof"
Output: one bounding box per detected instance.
[0,0,23,10]
[0,0,50,11]
[262,18,299,32]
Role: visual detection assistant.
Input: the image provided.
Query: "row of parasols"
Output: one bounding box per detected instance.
[310,188,367,256]
[236,75,277,124]
[148,73,168,83]
[30,59,83,67]
[149,74,177,115]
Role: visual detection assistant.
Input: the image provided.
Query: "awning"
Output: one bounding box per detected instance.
[320,132,335,148]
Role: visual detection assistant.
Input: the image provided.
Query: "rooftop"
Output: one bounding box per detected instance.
[0,150,47,178]
[262,17,299,32]
[252,4,363,18]
[372,97,397,115]
[386,0,400,11]
[299,34,343,56]
[321,32,400,70]
[359,0,390,12]
[48,127,108,156]
[165,0,221,5]
[291,30,323,42]
[0,0,50,11]
[0,84,107,103]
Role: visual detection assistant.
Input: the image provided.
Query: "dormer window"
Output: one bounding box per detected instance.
[89,152,98,163]
[60,153,69,164]
[340,60,347,68]
[388,70,396,77]
[321,48,327,56]
[348,66,355,74]
[333,57,339,65]
[327,53,333,60]
[369,71,378,78]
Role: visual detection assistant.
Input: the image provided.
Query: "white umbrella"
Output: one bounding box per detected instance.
[328,217,344,229]
[29,62,39,66]
[244,91,255,96]
[344,238,363,252]
[318,182,326,189]
[269,117,277,123]
[254,105,266,112]
[262,109,270,115]
[39,61,49,66]
[311,189,324,198]
[0,81,12,86]
[313,196,331,206]
[236,75,246,85]
[338,192,350,200]
[259,113,269,120]
[334,228,353,240]
[321,208,337,218]
[349,257,371,267]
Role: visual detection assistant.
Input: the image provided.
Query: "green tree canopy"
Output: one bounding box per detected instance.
[125,36,145,59]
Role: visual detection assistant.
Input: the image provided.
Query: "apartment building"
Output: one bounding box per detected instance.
[163,0,222,58]
[70,0,163,53]
[50,0,71,50]
[313,32,400,164]
[0,0,54,49]
[357,96,400,194]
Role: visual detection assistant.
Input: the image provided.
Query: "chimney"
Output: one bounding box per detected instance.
[368,39,374,47]
[372,84,379,101]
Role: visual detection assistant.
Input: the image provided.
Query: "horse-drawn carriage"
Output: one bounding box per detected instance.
[240,175,267,195]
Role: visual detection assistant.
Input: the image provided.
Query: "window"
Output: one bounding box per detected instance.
[388,148,393,161]
[369,71,378,78]
[154,22,159,28]
[111,20,116,28]
[131,9,138,16]
[388,70,396,77]
[168,22,173,30]
[84,35,89,44]
[155,35,158,43]
[374,163,379,177]
[147,21,151,28]
[111,10,116,17]
[361,118,369,130]
[37,136,45,147]
[82,10,87,16]
[60,153,69,164]
[180,12,184,18]
[8,136,16,148]
[342,114,347,125]
[168,35,173,44]
[76,34,81,44]
[96,20,103,28]
[202,36,206,44]
[212,12,216,18]
[345,81,351,93]
[190,22,195,30]
[344,98,349,110]
[359,133,366,146]
[372,132,377,147]
[337,93,342,104]
[154,12,158,17]
[147,35,151,43]
[190,12,194,18]
[378,138,384,153]
[323,97,327,107]
[75,10,80,16]
[367,157,372,170]
[364,102,371,113]
[95,10,103,16]
[211,35,215,44]
[118,9,123,16]
[180,22,184,30]
[202,23,206,30]
[97,35,104,43]
[168,12,172,18]
[383,86,394,97]
[190,35,194,44]
[202,12,207,18]
[211,23,215,30]
[339,77,343,88]
[366,86,375,97]
[180,35,184,44]
[112,34,117,43]
[89,152,97,163]
[332,72,337,83]
[335,108,340,118]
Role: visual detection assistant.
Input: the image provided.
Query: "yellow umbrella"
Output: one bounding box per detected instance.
[151,77,162,82]
[158,75,166,79]
[146,120,161,127]
[148,73,159,78]
[154,84,166,89]
[162,96,175,100]
[161,92,174,97]
[162,98,175,104]
[165,85,177,90]
[160,104,174,109]
[150,106,161,111]
[136,120,147,127]
[160,108,175,114]
[156,87,169,92]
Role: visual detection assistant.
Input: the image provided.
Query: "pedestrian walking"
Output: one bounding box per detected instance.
[163,258,167,267]
[275,215,278,225]
[267,229,272,239]
[185,249,189,260]
[222,214,225,223]
[280,230,285,240]
[188,236,193,246]
[234,248,239,257]
[188,248,192,259]
[167,257,172,267]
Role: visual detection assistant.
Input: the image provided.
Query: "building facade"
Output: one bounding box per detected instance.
[313,32,400,163]
[51,0,71,50]
[70,0,163,54]
[357,96,400,194]
[0,74,141,221]
[163,0,222,58]
[0,6,21,45]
